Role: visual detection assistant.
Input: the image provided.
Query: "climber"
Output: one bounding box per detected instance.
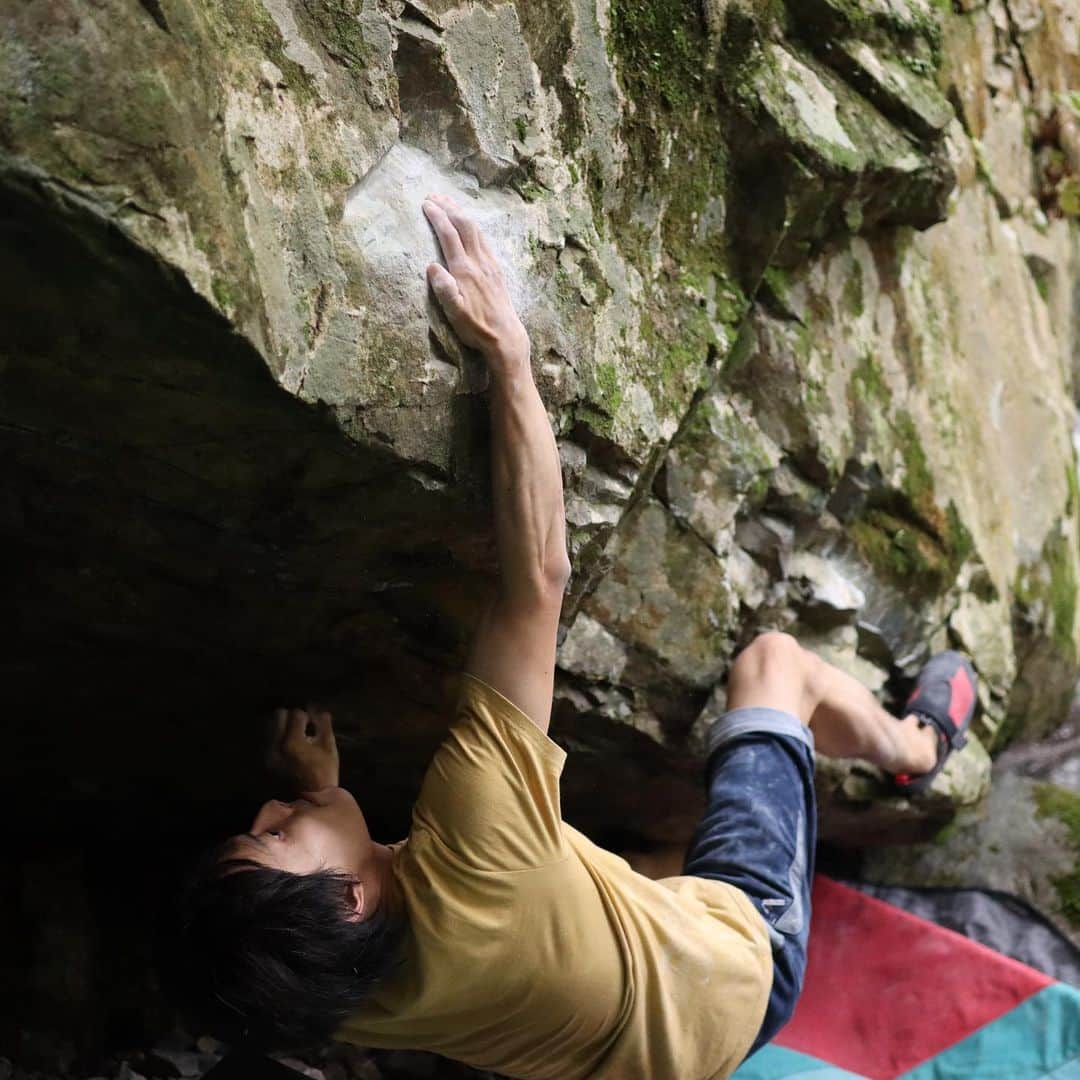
[165,195,979,1079]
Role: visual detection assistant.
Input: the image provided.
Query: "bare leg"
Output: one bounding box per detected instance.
[726,632,937,776]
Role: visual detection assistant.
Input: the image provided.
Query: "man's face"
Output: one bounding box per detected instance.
[225,787,372,878]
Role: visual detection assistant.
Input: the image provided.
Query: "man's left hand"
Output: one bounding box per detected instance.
[264,705,340,792]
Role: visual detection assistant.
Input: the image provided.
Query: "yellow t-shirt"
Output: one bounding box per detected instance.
[335,674,772,1080]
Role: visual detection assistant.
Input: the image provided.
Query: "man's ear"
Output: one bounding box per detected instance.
[344,881,366,922]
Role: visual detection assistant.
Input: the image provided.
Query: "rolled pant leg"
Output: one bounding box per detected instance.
[682,707,818,1057]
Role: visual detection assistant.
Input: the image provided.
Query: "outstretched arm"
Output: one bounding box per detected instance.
[423,193,571,733]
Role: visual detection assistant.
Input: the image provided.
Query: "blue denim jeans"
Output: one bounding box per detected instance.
[682,707,817,1059]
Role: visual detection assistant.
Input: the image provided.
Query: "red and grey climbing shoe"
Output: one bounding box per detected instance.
[892,651,978,797]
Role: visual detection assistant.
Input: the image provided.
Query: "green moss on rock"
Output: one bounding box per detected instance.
[594,360,624,416]
[607,0,708,111]
[850,350,888,406]
[640,299,720,413]
[943,502,974,567]
[1059,177,1080,218]
[1034,783,1080,928]
[600,0,750,432]
[573,402,616,439]
[202,0,320,101]
[305,0,370,72]
[850,508,949,591]
[894,410,934,509]
[1015,528,1079,659]
[1066,461,1079,518]
[1050,559,1078,656]
[844,259,865,316]
[762,265,792,300]
[212,275,237,311]
[849,491,971,595]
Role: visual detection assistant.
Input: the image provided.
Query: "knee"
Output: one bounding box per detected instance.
[729,632,822,722]
[733,632,805,682]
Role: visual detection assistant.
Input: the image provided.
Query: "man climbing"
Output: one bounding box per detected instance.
[168,195,979,1079]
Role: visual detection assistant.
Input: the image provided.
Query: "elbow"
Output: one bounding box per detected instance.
[511,557,570,611]
[545,552,572,593]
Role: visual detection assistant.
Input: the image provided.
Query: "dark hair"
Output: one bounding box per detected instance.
[159,842,405,1051]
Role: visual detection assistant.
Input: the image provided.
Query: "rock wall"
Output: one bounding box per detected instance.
[2,0,1080,1062]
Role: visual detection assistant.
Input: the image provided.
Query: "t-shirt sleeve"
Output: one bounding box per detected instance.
[410,673,568,871]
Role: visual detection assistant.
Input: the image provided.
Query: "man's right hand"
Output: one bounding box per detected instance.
[264,705,340,792]
[422,192,530,366]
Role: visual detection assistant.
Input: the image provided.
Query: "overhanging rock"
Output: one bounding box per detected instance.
[2,5,1080,1031]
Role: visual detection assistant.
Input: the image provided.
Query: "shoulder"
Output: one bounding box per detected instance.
[406,673,569,873]
[456,672,567,772]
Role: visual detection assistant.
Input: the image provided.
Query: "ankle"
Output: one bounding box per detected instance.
[899,713,939,775]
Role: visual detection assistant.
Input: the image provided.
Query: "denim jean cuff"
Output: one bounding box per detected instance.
[705,705,815,762]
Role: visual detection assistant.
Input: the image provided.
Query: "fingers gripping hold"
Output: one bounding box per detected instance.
[440,202,482,256]
[311,708,335,752]
[422,198,467,264]
[289,707,316,741]
[421,191,528,360]
[427,262,463,313]
[265,704,340,791]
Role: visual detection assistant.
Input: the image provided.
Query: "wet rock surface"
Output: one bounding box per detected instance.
[2,0,1080,1070]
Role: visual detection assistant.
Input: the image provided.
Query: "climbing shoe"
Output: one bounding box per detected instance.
[892,651,978,797]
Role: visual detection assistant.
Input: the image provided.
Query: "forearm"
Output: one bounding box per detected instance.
[487,343,571,606]
[418,191,570,607]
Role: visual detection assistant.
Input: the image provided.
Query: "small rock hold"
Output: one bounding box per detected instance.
[349,1063,385,1080]
[152,1030,195,1054]
[115,1064,149,1080]
[782,550,866,621]
[146,1049,203,1077]
[275,1060,325,1080]
[259,60,285,89]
